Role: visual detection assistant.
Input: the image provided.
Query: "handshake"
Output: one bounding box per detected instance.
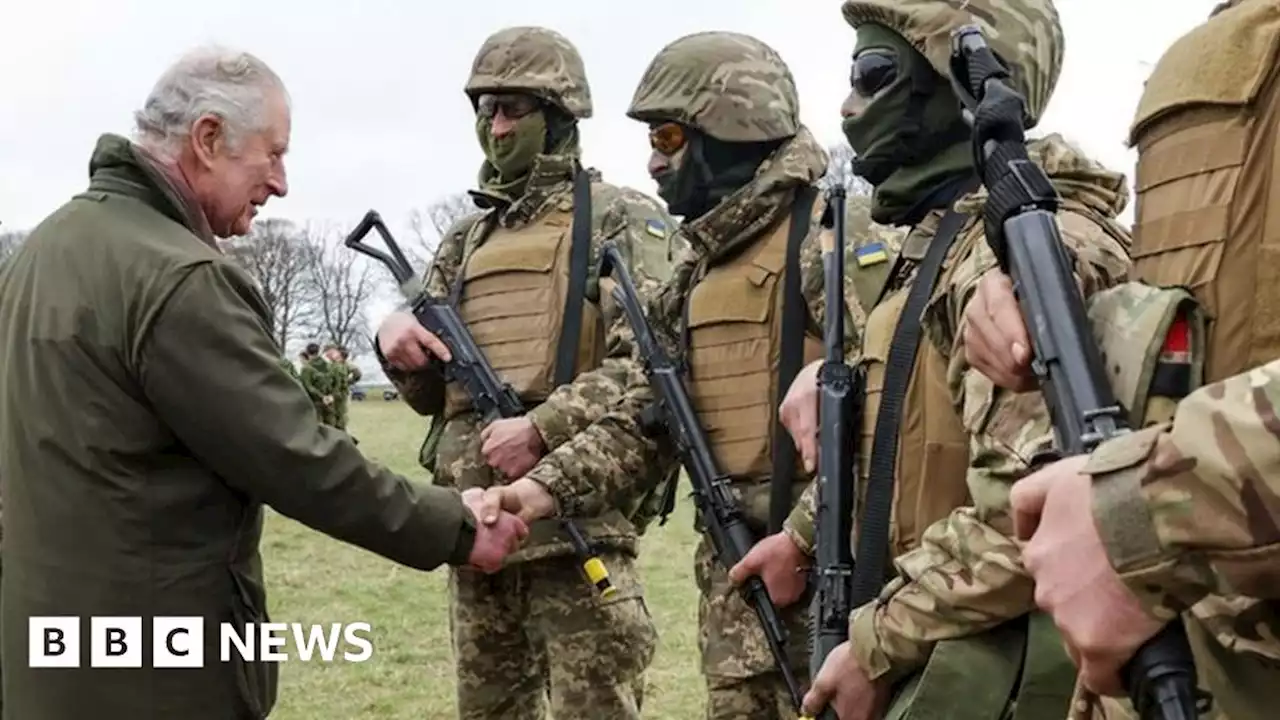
[460,478,559,573]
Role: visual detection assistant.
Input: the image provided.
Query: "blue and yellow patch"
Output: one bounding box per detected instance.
[854,241,888,267]
[644,218,667,238]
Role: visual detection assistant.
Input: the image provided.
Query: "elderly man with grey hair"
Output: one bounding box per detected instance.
[0,45,529,719]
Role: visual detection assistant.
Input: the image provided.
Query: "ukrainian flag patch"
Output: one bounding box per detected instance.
[644,219,666,238]
[855,241,888,267]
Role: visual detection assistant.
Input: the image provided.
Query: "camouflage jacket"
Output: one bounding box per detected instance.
[383,151,681,560]
[329,360,361,395]
[522,127,891,525]
[783,134,1134,684]
[299,356,333,401]
[1085,357,1280,660]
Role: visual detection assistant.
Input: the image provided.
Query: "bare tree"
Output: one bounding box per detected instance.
[819,143,874,198]
[0,227,28,265]
[298,223,380,357]
[820,143,907,264]
[222,218,313,350]
[406,192,478,269]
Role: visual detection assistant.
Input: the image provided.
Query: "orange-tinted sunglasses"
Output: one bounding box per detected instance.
[649,122,687,156]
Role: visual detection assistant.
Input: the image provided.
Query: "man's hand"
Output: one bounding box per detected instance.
[800,641,890,720]
[476,478,559,526]
[963,268,1036,392]
[1011,455,1165,696]
[780,359,822,473]
[461,488,529,573]
[480,417,546,478]
[727,532,810,607]
[377,310,452,371]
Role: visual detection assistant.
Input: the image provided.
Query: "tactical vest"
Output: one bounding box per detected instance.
[1128,0,1280,383]
[867,208,1079,720]
[442,204,604,420]
[857,213,973,562]
[684,206,823,501]
[1118,5,1280,717]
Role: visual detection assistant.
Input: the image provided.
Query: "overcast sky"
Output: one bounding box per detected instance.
[0,0,1220,376]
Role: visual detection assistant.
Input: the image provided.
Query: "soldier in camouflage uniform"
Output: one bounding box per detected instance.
[374,26,680,720]
[477,31,884,720]
[325,344,361,431]
[970,2,1280,718]
[299,342,336,425]
[703,1,1141,718]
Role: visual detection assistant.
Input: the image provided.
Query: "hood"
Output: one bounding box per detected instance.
[680,125,828,263]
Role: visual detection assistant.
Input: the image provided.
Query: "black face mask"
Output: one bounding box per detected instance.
[653,128,781,221]
[842,24,973,182]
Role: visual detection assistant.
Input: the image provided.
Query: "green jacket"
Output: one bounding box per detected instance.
[0,134,478,719]
[299,355,333,401]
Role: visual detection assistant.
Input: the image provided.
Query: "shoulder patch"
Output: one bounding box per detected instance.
[854,241,888,268]
[645,218,667,238]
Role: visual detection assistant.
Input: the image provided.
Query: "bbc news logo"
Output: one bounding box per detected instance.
[29,617,374,668]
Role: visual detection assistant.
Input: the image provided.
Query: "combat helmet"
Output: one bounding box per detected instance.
[627,31,800,143]
[841,0,1063,127]
[465,26,593,119]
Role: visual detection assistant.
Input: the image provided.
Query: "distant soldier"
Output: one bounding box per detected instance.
[327,344,361,431]
[299,341,336,425]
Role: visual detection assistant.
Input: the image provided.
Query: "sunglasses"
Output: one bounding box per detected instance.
[850,49,899,98]
[649,122,687,156]
[476,93,541,120]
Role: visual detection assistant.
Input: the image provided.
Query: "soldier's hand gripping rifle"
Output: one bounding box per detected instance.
[598,243,805,711]
[948,26,1210,720]
[798,186,861,720]
[344,209,614,600]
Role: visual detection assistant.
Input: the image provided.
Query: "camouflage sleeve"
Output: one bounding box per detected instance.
[846,210,1131,684]
[299,362,325,401]
[524,184,681,451]
[378,213,477,417]
[521,258,694,518]
[1084,360,1280,619]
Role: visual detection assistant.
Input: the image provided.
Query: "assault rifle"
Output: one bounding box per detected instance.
[799,186,861,720]
[948,26,1210,720]
[344,209,615,599]
[598,243,805,711]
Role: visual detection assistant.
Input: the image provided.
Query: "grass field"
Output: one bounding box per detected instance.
[262,399,706,719]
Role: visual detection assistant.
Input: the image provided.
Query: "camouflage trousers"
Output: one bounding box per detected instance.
[1073,615,1280,720]
[312,400,337,427]
[694,535,811,720]
[447,550,656,720]
[333,396,349,430]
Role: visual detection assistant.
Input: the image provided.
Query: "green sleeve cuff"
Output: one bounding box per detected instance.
[446,505,478,566]
[1084,425,1169,575]
[847,603,921,686]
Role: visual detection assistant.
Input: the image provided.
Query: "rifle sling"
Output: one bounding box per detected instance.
[768,185,819,534]
[849,206,970,607]
[554,169,593,387]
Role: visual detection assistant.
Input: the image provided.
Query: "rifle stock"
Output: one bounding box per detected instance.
[948,27,1210,720]
[344,210,615,600]
[599,244,805,711]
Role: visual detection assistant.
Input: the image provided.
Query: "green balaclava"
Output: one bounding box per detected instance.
[841,23,975,226]
[474,109,549,200]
